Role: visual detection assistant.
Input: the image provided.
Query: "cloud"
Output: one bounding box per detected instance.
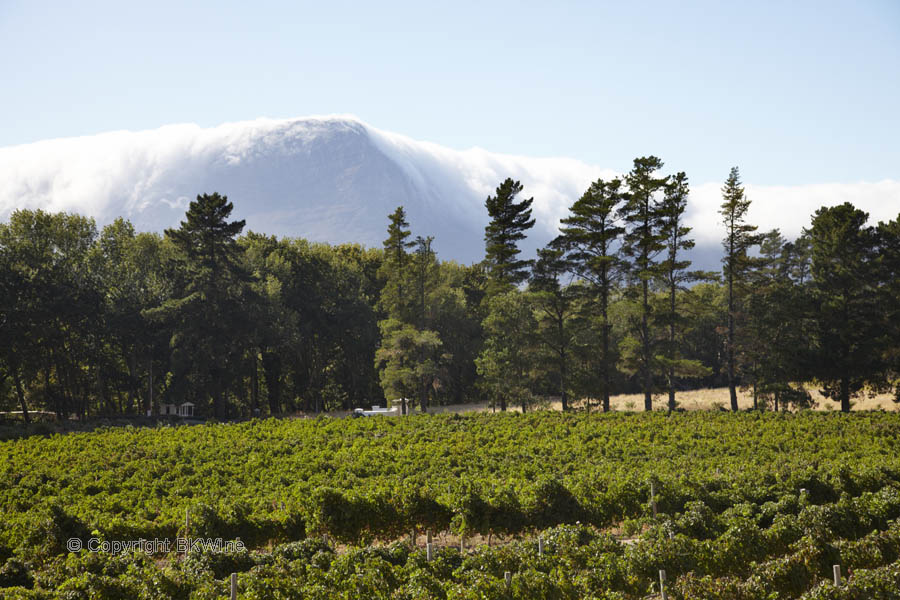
[0,116,896,261]
[686,180,900,245]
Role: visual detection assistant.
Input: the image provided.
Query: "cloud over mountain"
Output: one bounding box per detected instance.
[1,116,896,268]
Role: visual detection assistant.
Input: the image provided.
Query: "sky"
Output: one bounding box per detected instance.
[1,0,899,187]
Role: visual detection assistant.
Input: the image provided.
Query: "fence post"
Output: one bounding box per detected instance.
[651,480,658,517]
[538,537,544,556]
[659,569,667,600]
[833,564,841,586]
[426,529,432,546]
[230,573,237,600]
[426,542,433,562]
[460,534,465,553]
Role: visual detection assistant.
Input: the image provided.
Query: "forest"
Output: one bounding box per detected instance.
[0,158,897,421]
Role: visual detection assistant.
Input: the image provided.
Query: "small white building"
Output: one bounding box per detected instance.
[160,402,195,417]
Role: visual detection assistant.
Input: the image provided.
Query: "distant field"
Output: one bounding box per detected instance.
[2,411,900,597]
[423,386,898,415]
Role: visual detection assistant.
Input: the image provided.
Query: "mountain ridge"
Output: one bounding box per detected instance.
[2,116,897,269]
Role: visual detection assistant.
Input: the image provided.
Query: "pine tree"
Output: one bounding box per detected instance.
[719,167,759,411]
[742,230,813,410]
[484,178,536,293]
[530,243,580,411]
[377,207,415,321]
[476,290,537,412]
[808,203,882,412]
[153,193,251,419]
[876,217,900,402]
[657,172,711,411]
[558,177,625,411]
[619,157,668,411]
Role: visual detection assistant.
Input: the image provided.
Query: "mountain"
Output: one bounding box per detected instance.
[1,116,896,269]
[0,116,614,265]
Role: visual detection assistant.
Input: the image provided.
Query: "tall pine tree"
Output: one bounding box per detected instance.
[808,203,882,412]
[377,207,416,321]
[619,157,668,411]
[154,193,251,419]
[719,167,759,411]
[657,172,711,411]
[558,177,625,411]
[484,178,536,294]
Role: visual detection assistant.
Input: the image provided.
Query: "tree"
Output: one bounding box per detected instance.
[374,319,442,414]
[742,230,813,410]
[476,291,537,411]
[149,193,251,419]
[378,207,416,321]
[530,244,580,411]
[808,203,883,412]
[719,167,759,411]
[558,178,625,411]
[484,178,536,294]
[619,157,668,411]
[411,236,438,329]
[876,216,900,402]
[657,172,711,411]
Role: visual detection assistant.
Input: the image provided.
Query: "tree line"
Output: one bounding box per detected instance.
[0,158,897,421]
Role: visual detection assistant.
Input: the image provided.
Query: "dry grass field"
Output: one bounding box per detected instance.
[422,386,898,415]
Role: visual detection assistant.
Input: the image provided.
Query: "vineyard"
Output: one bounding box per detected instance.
[2,411,900,598]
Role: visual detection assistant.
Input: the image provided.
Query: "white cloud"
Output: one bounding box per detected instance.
[687,180,900,245]
[0,116,896,256]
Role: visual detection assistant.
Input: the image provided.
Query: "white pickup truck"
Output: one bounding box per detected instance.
[352,405,400,417]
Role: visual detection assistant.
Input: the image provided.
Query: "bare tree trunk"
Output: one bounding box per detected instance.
[642,279,653,411]
[840,375,850,413]
[11,363,29,424]
[667,276,677,412]
[250,352,259,416]
[727,253,739,412]
[601,298,611,413]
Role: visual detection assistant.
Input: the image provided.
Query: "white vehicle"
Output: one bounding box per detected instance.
[352,405,400,417]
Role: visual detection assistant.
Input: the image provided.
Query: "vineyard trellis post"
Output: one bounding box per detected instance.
[833,564,841,586]
[230,573,237,600]
[659,569,667,600]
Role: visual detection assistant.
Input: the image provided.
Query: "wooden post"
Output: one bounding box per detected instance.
[504,571,511,585]
[410,530,416,547]
[538,537,544,556]
[659,569,667,600]
[230,573,237,600]
[460,534,465,553]
[426,542,433,562]
[185,507,190,534]
[833,564,841,586]
[426,529,432,545]
[650,481,658,516]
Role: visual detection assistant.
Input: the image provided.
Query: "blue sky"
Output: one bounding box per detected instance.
[1,0,898,185]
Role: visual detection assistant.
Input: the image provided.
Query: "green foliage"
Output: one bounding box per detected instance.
[476,291,537,411]
[808,203,886,412]
[1,413,900,596]
[483,178,536,292]
[558,177,625,411]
